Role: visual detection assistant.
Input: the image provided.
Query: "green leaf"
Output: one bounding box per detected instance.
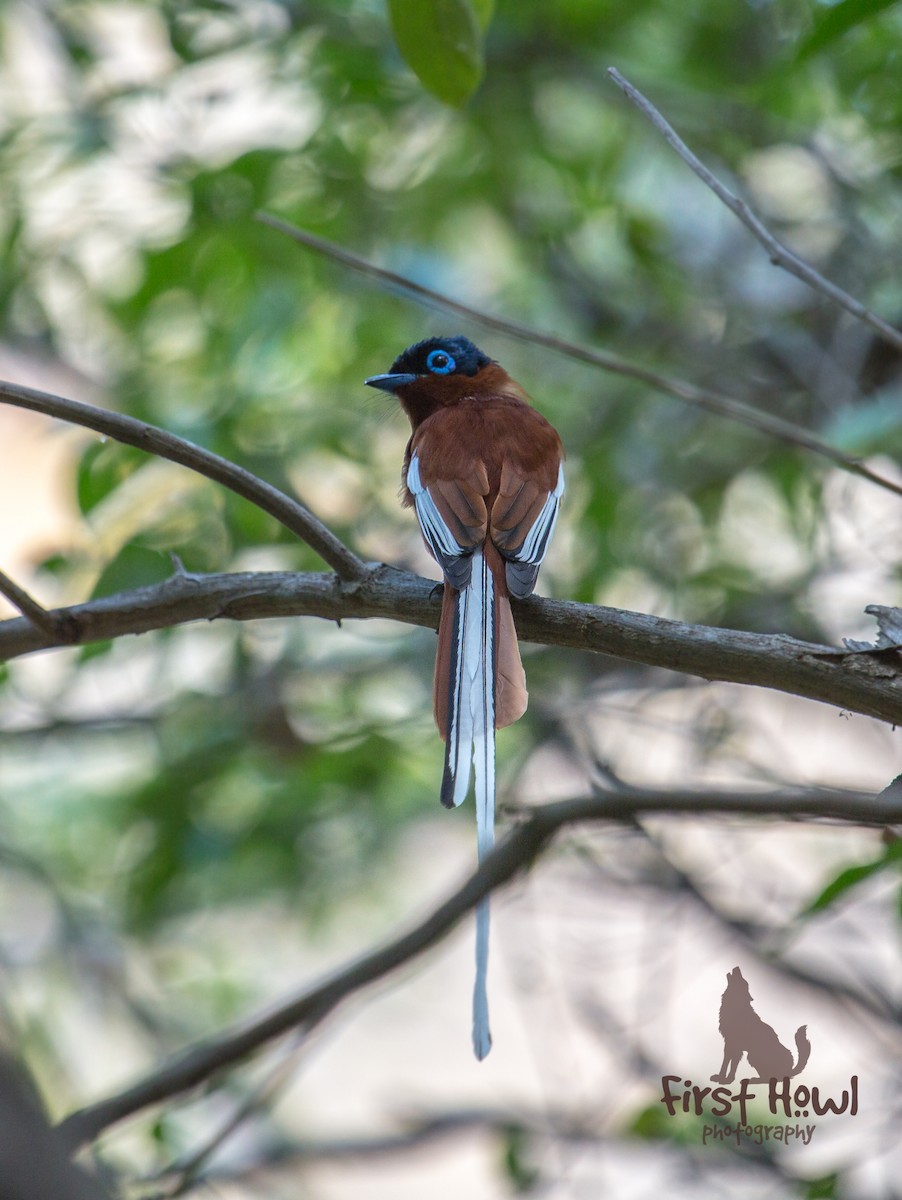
[76,442,142,516]
[801,840,902,916]
[77,639,114,664]
[804,1173,840,1200]
[803,861,886,914]
[501,1126,539,1193]
[797,0,902,60]
[90,544,172,600]
[387,0,485,107]
[629,1102,699,1144]
[35,552,73,578]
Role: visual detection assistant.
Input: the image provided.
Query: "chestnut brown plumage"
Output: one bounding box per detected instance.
[366,336,565,1058]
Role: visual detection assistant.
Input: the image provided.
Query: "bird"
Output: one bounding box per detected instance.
[366,335,565,1059]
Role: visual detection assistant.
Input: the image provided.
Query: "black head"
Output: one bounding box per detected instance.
[365,336,492,393]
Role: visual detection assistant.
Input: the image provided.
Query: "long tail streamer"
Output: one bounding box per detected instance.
[440,550,495,1059]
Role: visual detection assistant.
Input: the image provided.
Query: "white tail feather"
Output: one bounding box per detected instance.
[473,898,491,1059]
[442,551,496,1058]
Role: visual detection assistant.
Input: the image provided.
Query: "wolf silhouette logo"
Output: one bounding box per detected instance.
[711,967,811,1085]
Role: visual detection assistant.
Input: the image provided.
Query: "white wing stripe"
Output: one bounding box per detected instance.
[408,453,467,561]
[416,494,460,556]
[406,453,424,494]
[508,463,564,566]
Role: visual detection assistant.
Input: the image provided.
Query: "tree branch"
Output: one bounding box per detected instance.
[0,380,368,582]
[606,68,902,357]
[154,1033,308,1198]
[256,213,902,502]
[2,566,901,725]
[164,1106,594,1190]
[56,786,900,1151]
[0,568,74,642]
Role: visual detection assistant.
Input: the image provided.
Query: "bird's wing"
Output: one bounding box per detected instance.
[406,449,488,589]
[491,458,565,598]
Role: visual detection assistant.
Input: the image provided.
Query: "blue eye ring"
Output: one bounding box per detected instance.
[426,348,456,375]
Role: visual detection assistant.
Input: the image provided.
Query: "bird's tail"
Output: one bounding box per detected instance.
[436,548,493,1058]
[434,546,526,1059]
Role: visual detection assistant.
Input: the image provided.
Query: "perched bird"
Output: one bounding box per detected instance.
[366,335,565,1059]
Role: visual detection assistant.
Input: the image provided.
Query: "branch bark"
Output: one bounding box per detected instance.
[0,568,72,641]
[0,380,368,582]
[2,566,901,725]
[56,785,899,1151]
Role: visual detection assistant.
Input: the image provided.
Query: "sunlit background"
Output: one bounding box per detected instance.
[1,1,902,1196]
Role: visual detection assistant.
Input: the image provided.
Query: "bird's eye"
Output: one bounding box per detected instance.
[426,349,456,375]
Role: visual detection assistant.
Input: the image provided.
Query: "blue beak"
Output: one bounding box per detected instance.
[365,372,418,393]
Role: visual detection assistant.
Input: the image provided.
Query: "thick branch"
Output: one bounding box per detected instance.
[0,380,367,582]
[606,68,902,357]
[2,566,901,725]
[257,213,902,502]
[57,786,901,1150]
[0,568,70,641]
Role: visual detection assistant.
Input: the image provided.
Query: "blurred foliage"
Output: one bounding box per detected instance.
[800,831,902,917]
[798,0,902,60]
[501,1123,541,1192]
[1,0,902,1193]
[804,1174,841,1200]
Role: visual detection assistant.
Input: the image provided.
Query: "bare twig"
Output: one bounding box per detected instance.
[57,785,902,1150]
[256,212,902,502]
[140,1107,602,1196]
[163,1107,786,1191]
[2,567,901,725]
[0,568,71,641]
[176,1106,594,1183]
[157,1034,309,1198]
[0,380,368,582]
[606,68,902,357]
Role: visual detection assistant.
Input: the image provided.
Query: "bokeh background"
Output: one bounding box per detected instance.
[2,1,902,1196]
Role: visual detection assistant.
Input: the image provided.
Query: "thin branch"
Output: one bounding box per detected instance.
[0,380,368,582]
[142,1107,608,1196]
[157,1034,309,1198]
[56,786,902,1150]
[2,566,902,726]
[57,803,558,1149]
[173,1106,595,1184]
[622,818,898,1024]
[0,568,72,641]
[256,212,902,502]
[606,68,902,356]
[170,1113,781,1192]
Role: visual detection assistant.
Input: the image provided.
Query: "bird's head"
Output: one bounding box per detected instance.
[365,335,497,425]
